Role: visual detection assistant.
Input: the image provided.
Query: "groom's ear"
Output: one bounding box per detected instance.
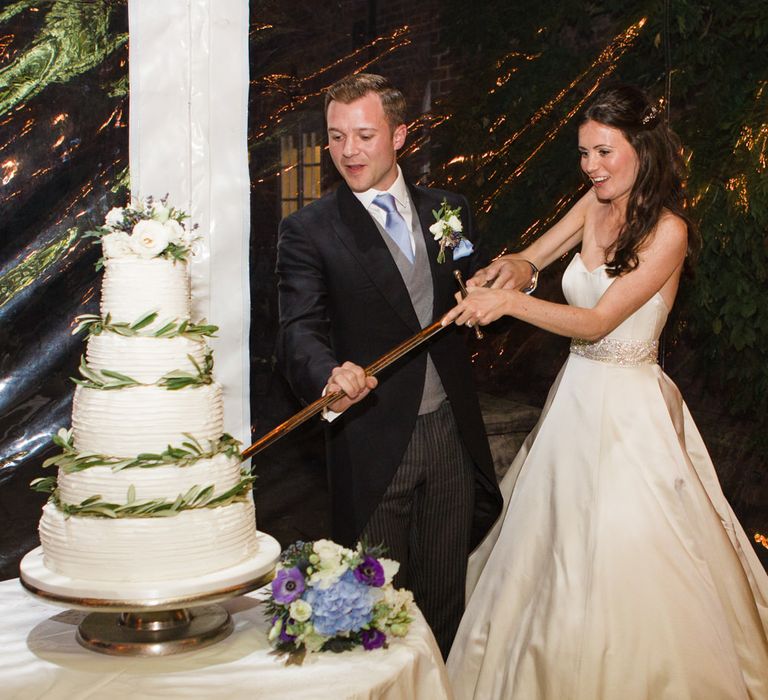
[392,123,407,152]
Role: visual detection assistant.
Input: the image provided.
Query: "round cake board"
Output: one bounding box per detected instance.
[19,530,281,612]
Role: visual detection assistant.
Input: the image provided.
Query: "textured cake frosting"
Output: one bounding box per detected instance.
[100,257,191,323]
[37,248,259,583]
[72,383,224,456]
[39,500,258,582]
[86,334,208,383]
[56,453,242,505]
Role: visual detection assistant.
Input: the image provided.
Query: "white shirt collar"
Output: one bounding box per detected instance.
[353,166,410,211]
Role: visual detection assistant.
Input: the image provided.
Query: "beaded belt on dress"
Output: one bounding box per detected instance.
[569,337,659,366]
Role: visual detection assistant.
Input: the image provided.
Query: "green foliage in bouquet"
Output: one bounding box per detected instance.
[265,540,414,663]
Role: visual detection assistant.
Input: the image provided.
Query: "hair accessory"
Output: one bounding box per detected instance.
[641,105,659,125]
[641,97,665,128]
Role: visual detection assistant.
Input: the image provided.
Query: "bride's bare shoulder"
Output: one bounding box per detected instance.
[642,210,688,265]
[655,209,688,243]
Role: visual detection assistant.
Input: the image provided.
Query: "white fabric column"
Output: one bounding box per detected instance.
[128,0,251,444]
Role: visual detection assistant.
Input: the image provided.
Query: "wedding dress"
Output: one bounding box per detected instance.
[446,253,768,699]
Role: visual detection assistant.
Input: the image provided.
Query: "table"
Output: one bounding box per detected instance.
[0,579,454,699]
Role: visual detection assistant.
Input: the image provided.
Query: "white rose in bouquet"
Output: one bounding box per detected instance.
[164,218,185,244]
[308,539,349,588]
[289,599,313,623]
[379,557,400,585]
[130,219,170,258]
[101,231,134,259]
[104,207,125,229]
[313,538,347,565]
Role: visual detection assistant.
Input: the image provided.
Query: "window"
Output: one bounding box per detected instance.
[280,129,322,216]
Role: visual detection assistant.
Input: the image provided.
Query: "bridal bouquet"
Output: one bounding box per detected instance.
[86,194,198,268]
[265,539,414,661]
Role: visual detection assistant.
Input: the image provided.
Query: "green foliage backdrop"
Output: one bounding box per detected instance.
[432,0,768,447]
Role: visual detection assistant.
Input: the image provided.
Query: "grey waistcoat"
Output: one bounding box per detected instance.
[373,212,447,415]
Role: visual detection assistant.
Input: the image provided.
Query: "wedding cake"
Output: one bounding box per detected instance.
[32,197,260,583]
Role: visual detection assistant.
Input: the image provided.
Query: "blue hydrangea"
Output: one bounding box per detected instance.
[304,570,375,636]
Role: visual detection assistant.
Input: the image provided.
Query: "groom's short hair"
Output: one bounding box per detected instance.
[325,73,406,130]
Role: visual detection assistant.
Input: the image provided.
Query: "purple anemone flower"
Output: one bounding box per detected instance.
[271,567,305,604]
[361,628,386,650]
[354,555,385,587]
[279,617,297,644]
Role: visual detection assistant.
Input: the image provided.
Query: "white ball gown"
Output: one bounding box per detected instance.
[447,252,768,699]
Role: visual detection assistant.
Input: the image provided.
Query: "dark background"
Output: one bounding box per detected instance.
[1,0,766,579]
[246,0,768,569]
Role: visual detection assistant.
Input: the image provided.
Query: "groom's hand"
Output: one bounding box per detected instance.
[325,361,378,413]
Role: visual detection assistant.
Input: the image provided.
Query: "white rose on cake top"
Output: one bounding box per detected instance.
[163,217,185,244]
[86,194,198,266]
[104,206,125,228]
[130,219,170,258]
[101,231,133,259]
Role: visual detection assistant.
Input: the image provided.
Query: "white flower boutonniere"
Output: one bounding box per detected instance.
[429,198,474,263]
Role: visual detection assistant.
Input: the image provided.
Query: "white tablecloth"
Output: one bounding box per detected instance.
[0,579,453,700]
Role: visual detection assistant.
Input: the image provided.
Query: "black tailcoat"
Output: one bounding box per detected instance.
[276,181,502,549]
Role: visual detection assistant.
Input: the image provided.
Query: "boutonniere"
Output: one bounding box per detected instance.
[429,198,474,263]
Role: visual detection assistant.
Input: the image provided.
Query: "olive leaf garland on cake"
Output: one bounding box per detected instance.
[32,196,260,583]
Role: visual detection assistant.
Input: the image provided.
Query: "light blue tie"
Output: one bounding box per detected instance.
[372,193,414,264]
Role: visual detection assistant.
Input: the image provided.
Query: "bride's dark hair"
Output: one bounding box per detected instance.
[580,84,699,277]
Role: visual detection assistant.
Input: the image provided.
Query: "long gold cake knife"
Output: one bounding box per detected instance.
[241,271,482,460]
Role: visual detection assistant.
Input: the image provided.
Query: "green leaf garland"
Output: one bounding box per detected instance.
[42,430,242,474]
[37,469,255,519]
[73,312,218,340]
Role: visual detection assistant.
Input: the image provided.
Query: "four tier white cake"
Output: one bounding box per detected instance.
[33,198,260,583]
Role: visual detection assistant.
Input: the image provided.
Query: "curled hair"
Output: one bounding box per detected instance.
[325,73,407,131]
[580,84,699,276]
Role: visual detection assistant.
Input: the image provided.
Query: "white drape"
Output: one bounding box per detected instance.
[128,0,251,444]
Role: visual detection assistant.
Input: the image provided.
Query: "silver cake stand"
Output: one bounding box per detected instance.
[19,531,281,657]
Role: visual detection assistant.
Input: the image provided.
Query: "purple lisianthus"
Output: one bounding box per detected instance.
[354,555,385,587]
[361,628,386,650]
[271,567,305,604]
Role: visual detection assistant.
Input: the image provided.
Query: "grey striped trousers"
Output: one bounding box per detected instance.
[362,400,475,659]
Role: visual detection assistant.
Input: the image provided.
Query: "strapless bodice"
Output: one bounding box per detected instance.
[562,253,669,343]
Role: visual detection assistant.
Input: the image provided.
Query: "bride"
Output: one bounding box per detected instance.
[442,84,768,699]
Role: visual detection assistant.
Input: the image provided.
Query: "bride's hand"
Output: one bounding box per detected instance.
[442,287,511,328]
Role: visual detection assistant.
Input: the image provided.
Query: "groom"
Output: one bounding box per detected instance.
[275,73,502,656]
